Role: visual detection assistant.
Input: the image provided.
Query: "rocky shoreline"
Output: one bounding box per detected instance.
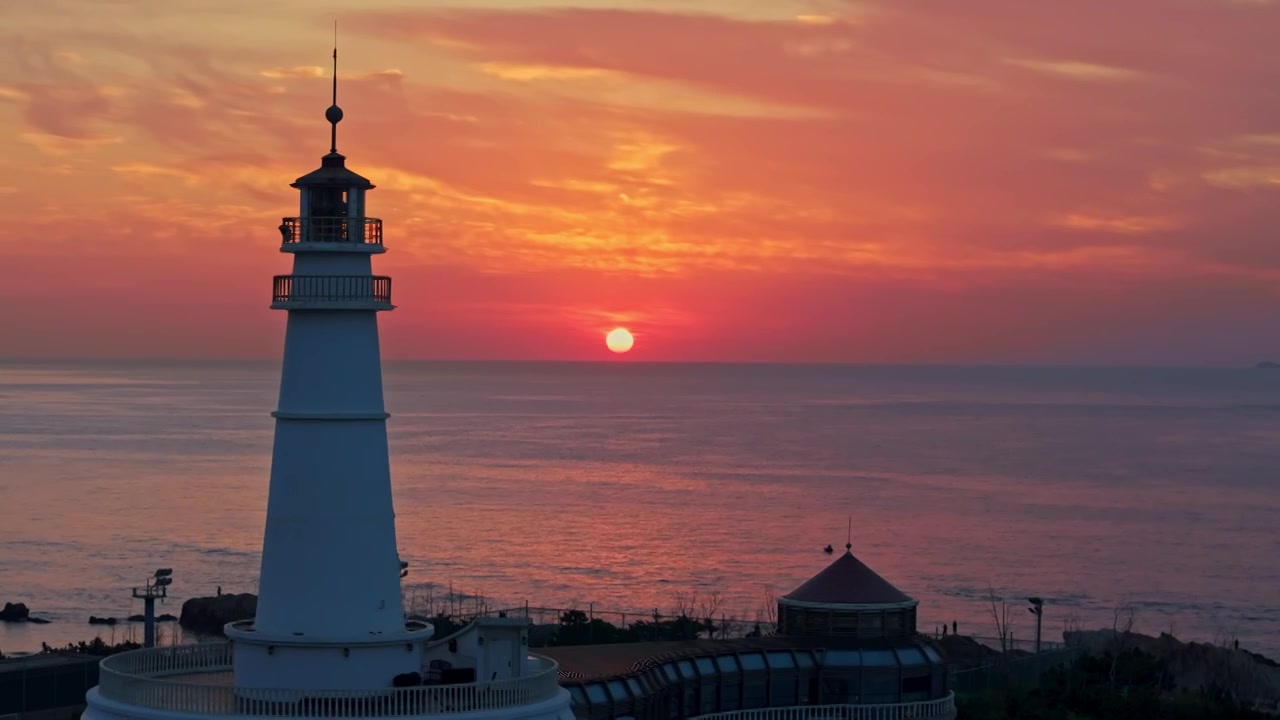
[2,600,179,627]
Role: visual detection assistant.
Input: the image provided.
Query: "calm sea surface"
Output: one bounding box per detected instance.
[1,361,1278,656]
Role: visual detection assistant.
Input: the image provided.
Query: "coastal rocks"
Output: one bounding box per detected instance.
[935,633,1002,668]
[1,602,29,621]
[126,613,178,622]
[1065,630,1280,705]
[179,593,257,636]
[88,616,118,625]
[2,601,51,623]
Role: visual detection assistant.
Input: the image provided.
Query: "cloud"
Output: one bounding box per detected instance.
[1,0,1280,362]
[1002,58,1147,82]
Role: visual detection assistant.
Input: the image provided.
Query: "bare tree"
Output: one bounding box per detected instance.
[1109,597,1137,684]
[671,591,695,619]
[986,584,1013,653]
[757,587,778,627]
[1062,612,1083,637]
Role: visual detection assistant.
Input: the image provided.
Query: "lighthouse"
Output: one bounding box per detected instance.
[224,49,433,690]
[81,51,572,720]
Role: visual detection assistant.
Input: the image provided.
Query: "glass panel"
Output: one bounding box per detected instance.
[715,655,740,672]
[794,650,816,668]
[861,649,898,666]
[695,657,717,676]
[568,686,589,705]
[662,663,680,682]
[766,651,796,669]
[923,645,944,663]
[739,652,766,671]
[678,660,697,679]
[896,647,927,666]
[585,683,609,704]
[699,683,717,713]
[862,669,899,703]
[825,649,861,667]
[744,677,768,709]
[607,680,631,701]
[770,674,797,705]
[626,677,644,697]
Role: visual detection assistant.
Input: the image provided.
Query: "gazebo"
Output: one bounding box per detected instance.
[775,548,948,704]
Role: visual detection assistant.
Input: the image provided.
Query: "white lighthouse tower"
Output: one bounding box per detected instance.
[223,48,429,690]
[82,52,573,720]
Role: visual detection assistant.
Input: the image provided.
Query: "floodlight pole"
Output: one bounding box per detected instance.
[134,569,174,648]
[1027,597,1044,654]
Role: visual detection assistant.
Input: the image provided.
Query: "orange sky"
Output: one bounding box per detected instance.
[2,0,1279,363]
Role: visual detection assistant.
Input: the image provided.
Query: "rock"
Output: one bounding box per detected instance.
[1,602,30,622]
[935,634,1002,668]
[128,614,146,622]
[158,613,178,622]
[1065,629,1280,706]
[179,593,257,636]
[27,616,50,624]
[88,616,118,625]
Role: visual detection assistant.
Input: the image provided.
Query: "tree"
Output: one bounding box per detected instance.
[987,584,1014,653]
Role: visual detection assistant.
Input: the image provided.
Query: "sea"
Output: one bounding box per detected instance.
[1,360,1278,657]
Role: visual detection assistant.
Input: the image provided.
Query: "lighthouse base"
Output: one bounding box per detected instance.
[227,620,433,690]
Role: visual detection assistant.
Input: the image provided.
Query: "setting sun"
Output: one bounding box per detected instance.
[605,327,635,354]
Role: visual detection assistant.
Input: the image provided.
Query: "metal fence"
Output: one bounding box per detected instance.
[947,647,1084,694]
[0,655,100,715]
[476,605,778,641]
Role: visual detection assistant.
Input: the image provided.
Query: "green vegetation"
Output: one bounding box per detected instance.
[549,609,733,646]
[40,638,142,656]
[956,648,1269,720]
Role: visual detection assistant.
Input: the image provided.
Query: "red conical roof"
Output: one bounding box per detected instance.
[781,550,914,606]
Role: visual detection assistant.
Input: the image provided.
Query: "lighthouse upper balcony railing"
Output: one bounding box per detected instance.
[271,275,393,310]
[280,217,384,252]
[95,642,563,716]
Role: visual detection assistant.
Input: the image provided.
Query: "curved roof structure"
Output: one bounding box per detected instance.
[781,550,914,606]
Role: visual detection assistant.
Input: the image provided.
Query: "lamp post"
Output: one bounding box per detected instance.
[133,569,173,648]
[1027,597,1044,653]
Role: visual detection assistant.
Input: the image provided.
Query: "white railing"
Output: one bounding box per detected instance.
[97,644,562,716]
[692,695,956,720]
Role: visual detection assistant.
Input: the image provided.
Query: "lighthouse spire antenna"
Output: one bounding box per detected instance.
[325,21,343,154]
[846,515,852,552]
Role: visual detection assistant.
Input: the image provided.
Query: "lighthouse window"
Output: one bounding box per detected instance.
[661,663,680,682]
[694,657,716,676]
[714,655,739,673]
[677,660,697,679]
[922,645,944,664]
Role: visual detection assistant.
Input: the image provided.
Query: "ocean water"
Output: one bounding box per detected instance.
[0,360,1278,657]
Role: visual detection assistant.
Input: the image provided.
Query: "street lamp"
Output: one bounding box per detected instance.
[1027,597,1044,654]
[133,568,173,648]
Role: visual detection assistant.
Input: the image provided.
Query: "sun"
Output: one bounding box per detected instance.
[605,327,635,354]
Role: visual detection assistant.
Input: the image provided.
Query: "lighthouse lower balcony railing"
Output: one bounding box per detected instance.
[280,217,383,248]
[271,275,393,310]
[95,643,563,717]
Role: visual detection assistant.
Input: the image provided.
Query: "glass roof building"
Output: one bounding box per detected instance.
[545,549,955,720]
